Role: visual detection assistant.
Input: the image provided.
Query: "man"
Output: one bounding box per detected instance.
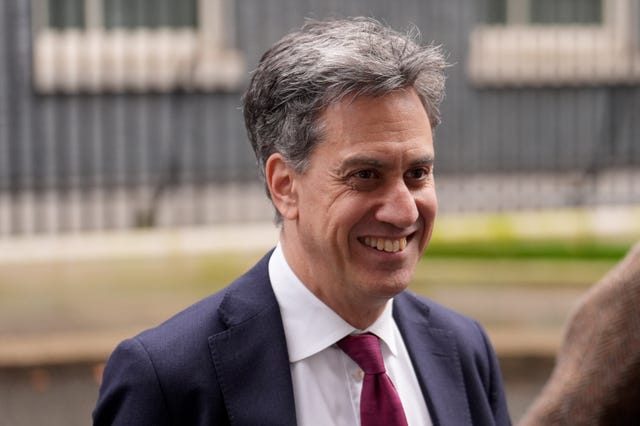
[519,241,640,425]
[94,17,510,425]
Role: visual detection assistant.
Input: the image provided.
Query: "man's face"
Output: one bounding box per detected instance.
[281,88,437,321]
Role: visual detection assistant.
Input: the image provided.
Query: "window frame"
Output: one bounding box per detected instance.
[492,0,604,25]
[31,0,245,93]
[468,0,640,86]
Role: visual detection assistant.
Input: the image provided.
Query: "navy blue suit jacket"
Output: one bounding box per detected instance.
[94,251,511,425]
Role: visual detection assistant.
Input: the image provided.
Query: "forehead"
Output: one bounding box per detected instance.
[314,89,433,162]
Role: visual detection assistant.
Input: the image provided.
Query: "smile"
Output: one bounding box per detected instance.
[361,236,408,253]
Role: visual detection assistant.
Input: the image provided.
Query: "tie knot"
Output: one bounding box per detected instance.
[337,333,385,375]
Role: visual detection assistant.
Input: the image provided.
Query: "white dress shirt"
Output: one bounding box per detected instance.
[269,244,433,426]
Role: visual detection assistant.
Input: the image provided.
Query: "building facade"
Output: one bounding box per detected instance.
[1,0,639,235]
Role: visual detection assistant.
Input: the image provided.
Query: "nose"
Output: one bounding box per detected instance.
[374,180,419,228]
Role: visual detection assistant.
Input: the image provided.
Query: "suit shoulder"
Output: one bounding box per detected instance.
[130,251,274,361]
[95,252,275,423]
[395,291,511,424]
[395,290,497,367]
[138,290,226,346]
[397,290,484,334]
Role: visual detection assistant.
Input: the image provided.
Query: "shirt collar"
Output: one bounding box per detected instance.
[269,243,399,363]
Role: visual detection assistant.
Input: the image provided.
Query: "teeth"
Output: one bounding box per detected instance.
[362,237,408,253]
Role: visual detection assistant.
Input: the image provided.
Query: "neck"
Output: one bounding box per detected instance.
[279,229,388,330]
[338,303,388,330]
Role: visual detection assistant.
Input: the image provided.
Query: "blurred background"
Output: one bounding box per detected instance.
[1,0,639,424]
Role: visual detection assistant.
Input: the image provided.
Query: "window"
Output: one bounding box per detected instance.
[529,0,602,24]
[102,0,197,29]
[32,0,245,93]
[487,0,603,25]
[468,0,640,86]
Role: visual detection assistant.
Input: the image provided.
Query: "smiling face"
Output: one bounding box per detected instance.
[270,88,437,328]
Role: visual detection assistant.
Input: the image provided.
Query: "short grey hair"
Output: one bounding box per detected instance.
[243,17,447,221]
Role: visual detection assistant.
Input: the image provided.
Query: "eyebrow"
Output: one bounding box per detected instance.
[409,155,435,167]
[337,154,434,173]
[339,156,386,171]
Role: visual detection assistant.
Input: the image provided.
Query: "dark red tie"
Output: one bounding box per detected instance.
[338,334,409,426]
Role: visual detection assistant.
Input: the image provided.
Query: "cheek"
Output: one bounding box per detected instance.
[320,187,364,221]
[416,186,438,215]
[300,190,351,235]
[425,194,438,219]
[417,191,438,241]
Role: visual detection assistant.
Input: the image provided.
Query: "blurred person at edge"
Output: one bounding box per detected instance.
[519,241,640,426]
[93,17,510,426]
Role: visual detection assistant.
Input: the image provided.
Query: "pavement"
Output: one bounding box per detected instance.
[1,205,638,364]
[3,205,638,367]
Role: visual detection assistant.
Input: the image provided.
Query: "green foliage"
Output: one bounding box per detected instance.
[425,238,633,260]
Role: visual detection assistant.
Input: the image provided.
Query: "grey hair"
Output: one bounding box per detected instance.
[242,17,448,222]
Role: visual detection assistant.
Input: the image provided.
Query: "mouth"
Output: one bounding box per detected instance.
[359,236,409,253]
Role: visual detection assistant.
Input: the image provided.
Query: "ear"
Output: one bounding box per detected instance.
[265,153,299,220]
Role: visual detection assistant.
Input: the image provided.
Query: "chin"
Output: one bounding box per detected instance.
[368,276,411,298]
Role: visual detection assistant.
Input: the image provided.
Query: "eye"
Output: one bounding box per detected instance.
[405,167,432,181]
[346,169,380,192]
[352,169,377,180]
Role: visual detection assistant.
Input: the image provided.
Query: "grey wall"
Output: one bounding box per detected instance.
[0,0,638,234]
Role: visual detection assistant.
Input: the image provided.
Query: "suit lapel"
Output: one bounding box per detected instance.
[394,293,472,426]
[206,255,472,425]
[208,254,297,425]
